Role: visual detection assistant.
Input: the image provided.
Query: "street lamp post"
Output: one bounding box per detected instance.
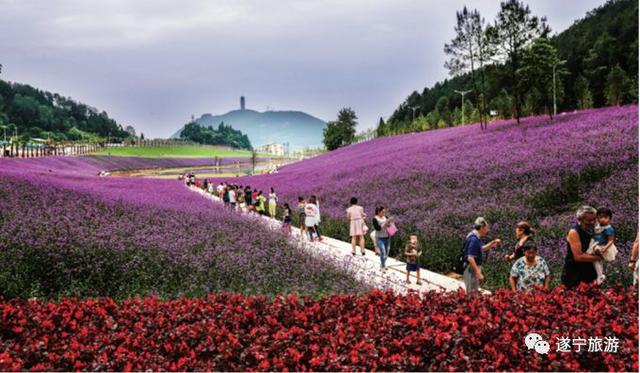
[410,106,420,124]
[12,125,17,157]
[454,90,472,125]
[553,60,567,117]
[1,126,5,158]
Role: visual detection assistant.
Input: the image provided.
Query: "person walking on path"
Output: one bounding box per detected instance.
[229,186,237,210]
[373,206,393,272]
[268,187,278,219]
[561,206,603,288]
[304,197,320,241]
[282,203,293,235]
[297,197,308,239]
[251,189,259,213]
[237,187,246,212]
[504,221,534,262]
[222,184,231,208]
[256,191,267,215]
[462,217,502,295]
[509,241,551,291]
[311,195,323,241]
[346,197,367,256]
[217,182,225,199]
[244,186,253,213]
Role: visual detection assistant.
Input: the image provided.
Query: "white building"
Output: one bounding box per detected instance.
[255,143,286,156]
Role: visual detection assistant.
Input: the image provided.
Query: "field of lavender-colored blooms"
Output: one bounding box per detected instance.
[219,106,639,289]
[0,157,365,299]
[81,155,254,171]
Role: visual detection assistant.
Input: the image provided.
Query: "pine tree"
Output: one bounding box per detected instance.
[490,0,550,123]
[605,65,629,106]
[574,74,593,109]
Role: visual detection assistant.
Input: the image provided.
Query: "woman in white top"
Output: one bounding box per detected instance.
[346,197,367,256]
[268,187,278,219]
[229,187,237,210]
[373,206,392,271]
[304,197,319,241]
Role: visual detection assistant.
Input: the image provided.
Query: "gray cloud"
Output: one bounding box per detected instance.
[0,0,605,137]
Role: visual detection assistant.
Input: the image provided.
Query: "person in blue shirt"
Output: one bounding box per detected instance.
[463,217,502,295]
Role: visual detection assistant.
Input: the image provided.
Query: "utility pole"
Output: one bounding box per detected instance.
[454,90,472,125]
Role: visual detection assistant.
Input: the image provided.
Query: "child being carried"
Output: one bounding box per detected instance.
[587,207,617,285]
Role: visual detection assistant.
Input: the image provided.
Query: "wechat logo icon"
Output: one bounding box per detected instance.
[525,333,550,354]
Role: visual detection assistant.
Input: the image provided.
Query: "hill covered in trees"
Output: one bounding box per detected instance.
[379,0,638,136]
[179,122,252,150]
[0,79,130,142]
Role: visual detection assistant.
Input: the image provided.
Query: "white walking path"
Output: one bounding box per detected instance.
[189,186,488,295]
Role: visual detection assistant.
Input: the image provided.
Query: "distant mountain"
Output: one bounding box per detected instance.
[172,109,326,150]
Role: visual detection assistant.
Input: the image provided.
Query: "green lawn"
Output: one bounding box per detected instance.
[94,145,254,158]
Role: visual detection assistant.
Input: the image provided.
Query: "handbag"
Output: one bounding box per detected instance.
[386,222,398,237]
[362,223,369,234]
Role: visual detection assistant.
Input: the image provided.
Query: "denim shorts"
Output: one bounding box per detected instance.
[406,263,419,272]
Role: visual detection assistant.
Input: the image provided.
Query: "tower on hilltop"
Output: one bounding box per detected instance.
[240,96,245,110]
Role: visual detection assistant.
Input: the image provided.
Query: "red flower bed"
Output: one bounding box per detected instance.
[0,285,637,371]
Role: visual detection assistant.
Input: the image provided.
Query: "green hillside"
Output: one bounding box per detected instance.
[380,0,638,135]
[0,79,130,142]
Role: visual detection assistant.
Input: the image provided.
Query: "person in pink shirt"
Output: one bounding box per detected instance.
[346,197,367,256]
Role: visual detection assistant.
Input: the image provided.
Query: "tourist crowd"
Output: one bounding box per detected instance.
[194,178,638,294]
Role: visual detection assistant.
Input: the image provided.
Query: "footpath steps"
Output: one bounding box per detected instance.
[189,186,486,295]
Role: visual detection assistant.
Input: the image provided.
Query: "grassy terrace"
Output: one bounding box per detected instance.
[93,145,258,158]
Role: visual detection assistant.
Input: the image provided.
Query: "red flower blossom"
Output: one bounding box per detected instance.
[0,285,636,371]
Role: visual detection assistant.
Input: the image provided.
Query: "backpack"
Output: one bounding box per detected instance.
[453,235,472,275]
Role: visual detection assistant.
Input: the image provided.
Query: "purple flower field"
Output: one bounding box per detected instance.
[0,157,364,299]
[81,155,252,171]
[218,106,639,289]
[0,106,636,295]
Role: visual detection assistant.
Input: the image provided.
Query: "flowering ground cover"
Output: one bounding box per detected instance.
[81,155,253,172]
[0,285,636,371]
[0,157,364,299]
[0,110,637,371]
[222,106,639,289]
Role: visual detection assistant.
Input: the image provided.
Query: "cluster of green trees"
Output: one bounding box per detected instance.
[378,0,638,136]
[180,122,252,150]
[322,108,358,151]
[0,79,130,142]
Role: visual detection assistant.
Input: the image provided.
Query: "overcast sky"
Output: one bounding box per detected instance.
[0,0,604,137]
